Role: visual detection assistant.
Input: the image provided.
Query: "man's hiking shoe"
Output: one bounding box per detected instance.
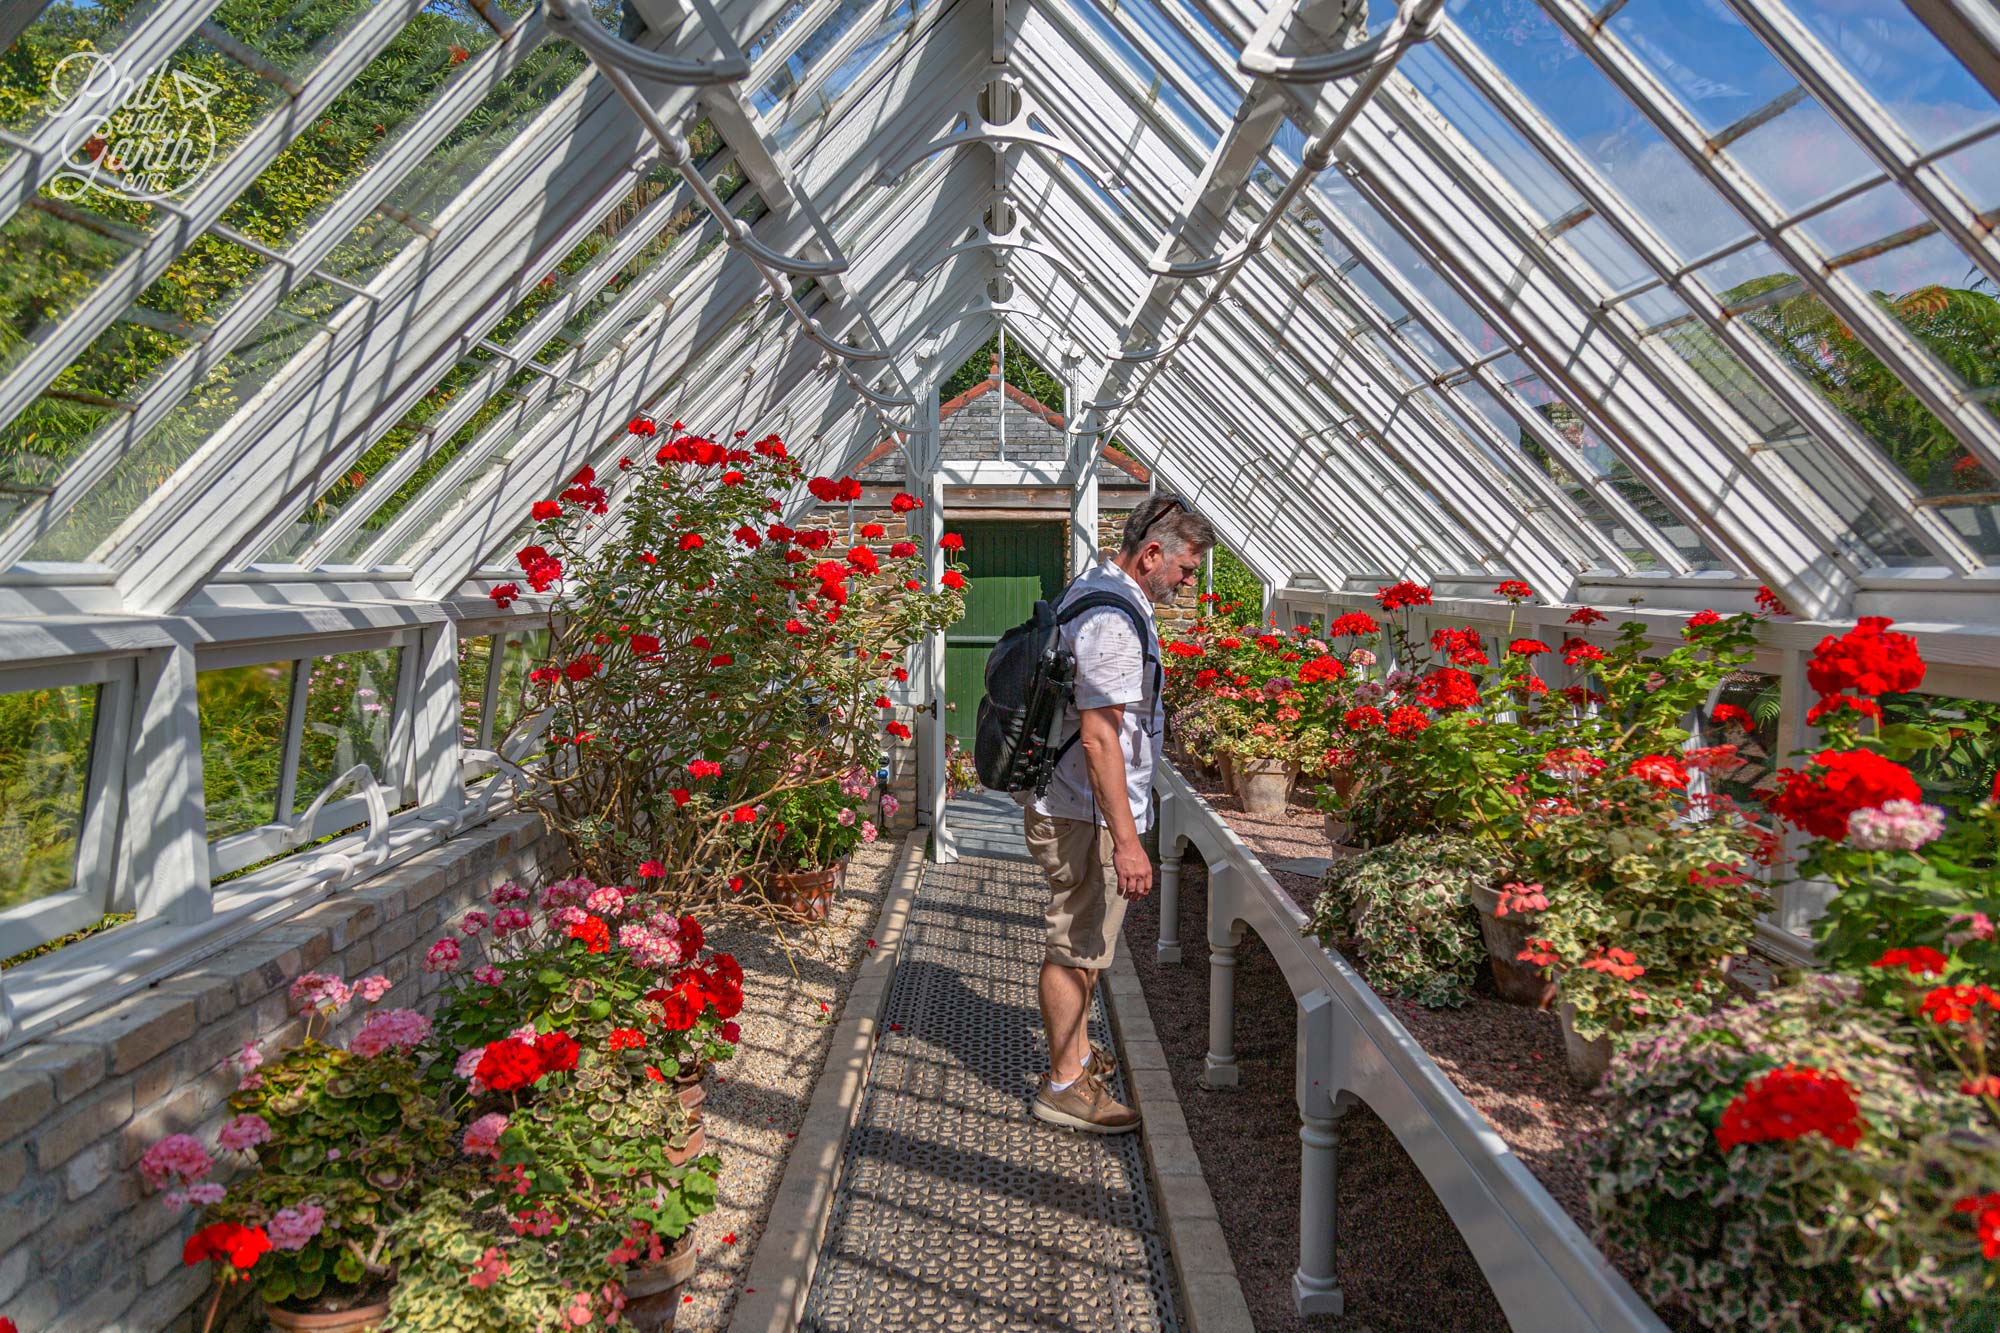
[1033,1071,1140,1135]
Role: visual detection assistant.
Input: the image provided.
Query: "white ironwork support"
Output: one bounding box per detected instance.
[1156,829,1184,965]
[1070,464,1098,578]
[122,638,210,928]
[1205,884,1242,1088]
[1295,988,1344,1317]
[908,389,954,863]
[411,621,467,815]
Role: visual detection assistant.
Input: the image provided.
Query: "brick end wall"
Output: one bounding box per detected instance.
[0,813,561,1333]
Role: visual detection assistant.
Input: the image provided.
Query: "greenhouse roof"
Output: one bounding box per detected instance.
[4,0,2000,1037]
[0,0,1996,625]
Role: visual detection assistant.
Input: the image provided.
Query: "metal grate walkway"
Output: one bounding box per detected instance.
[799,801,1182,1332]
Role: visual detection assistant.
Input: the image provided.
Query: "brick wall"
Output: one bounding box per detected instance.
[0,812,559,1333]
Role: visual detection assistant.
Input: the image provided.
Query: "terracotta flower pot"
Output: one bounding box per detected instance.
[676,1078,705,1122]
[266,1299,391,1333]
[1236,757,1295,815]
[1322,811,1353,849]
[1217,751,1237,795]
[665,1122,706,1167]
[769,864,836,921]
[1466,883,1550,1007]
[622,1232,699,1333]
[1557,998,1614,1089]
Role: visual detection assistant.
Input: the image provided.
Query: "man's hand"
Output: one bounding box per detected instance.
[1112,839,1153,900]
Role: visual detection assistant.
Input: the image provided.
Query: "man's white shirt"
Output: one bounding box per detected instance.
[1028,559,1162,833]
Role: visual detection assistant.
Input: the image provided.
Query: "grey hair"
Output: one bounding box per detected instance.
[1119,496,1216,556]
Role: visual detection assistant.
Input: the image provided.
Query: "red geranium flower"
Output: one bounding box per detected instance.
[1565,606,1607,626]
[1715,1064,1865,1152]
[1711,703,1752,729]
[1755,585,1792,618]
[608,1028,646,1051]
[889,541,917,558]
[1327,611,1380,636]
[1385,706,1430,737]
[488,582,520,609]
[568,915,610,953]
[629,633,660,657]
[1492,579,1535,601]
[1627,754,1689,790]
[475,1037,545,1092]
[938,533,964,551]
[1415,667,1480,712]
[1870,946,1949,978]
[1952,1193,2000,1260]
[1297,655,1343,684]
[1806,616,1925,700]
[1508,638,1550,656]
[890,492,922,512]
[1683,609,1723,637]
[183,1222,272,1272]
[1767,749,1921,840]
[1919,984,2000,1025]
[532,500,562,521]
[885,721,912,739]
[941,570,967,591]
[1343,706,1385,732]
[1373,580,1431,611]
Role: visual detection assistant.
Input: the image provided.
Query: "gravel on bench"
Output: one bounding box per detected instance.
[1126,856,1509,1333]
[1169,765,1606,1231]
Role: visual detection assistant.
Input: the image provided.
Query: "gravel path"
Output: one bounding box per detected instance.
[1126,856,1508,1333]
[1168,764,1605,1230]
[672,838,901,1331]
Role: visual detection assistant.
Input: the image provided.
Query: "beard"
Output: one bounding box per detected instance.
[1138,563,1181,603]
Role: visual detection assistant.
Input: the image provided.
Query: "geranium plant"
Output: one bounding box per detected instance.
[144,973,456,1322]
[1308,834,1498,1008]
[1590,978,1995,1331]
[497,422,962,894]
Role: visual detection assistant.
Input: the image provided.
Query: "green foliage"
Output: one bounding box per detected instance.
[0,0,610,554]
[1209,545,1261,617]
[522,443,961,894]
[935,334,1065,409]
[1590,978,1996,1332]
[1508,781,1762,1040]
[1308,835,1494,1008]
[762,776,867,873]
[0,681,96,911]
[1724,279,2000,495]
[197,661,292,839]
[215,1038,459,1310]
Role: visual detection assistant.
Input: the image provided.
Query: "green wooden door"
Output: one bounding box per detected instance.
[943,522,1067,746]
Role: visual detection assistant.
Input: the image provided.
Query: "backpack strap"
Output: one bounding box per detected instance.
[1047,590,1162,771]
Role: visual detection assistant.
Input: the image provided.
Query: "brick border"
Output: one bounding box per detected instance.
[725,829,927,1333]
[1103,939,1257,1333]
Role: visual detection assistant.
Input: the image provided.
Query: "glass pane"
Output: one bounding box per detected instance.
[217,1,504,253]
[1704,669,1780,809]
[1607,1,1877,212]
[1687,224,2000,557]
[0,233,263,535]
[0,682,97,912]
[1447,0,1753,261]
[490,625,548,749]
[198,659,292,840]
[456,633,492,749]
[1788,0,2000,154]
[25,275,346,561]
[325,22,600,285]
[295,646,401,813]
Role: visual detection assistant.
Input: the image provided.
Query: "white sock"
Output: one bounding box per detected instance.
[1080,1048,1094,1069]
[1049,1074,1077,1093]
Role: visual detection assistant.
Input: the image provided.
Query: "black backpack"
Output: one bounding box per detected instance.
[974,589,1159,796]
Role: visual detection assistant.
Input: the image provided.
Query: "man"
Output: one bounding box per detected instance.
[1025,494,1216,1133]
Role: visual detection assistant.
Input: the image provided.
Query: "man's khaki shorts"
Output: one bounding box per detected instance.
[1024,809,1127,970]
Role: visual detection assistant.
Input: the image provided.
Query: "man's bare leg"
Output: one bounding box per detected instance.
[1039,960,1091,1084]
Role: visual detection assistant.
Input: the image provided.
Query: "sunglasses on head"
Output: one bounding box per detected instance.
[1129,495,1187,547]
